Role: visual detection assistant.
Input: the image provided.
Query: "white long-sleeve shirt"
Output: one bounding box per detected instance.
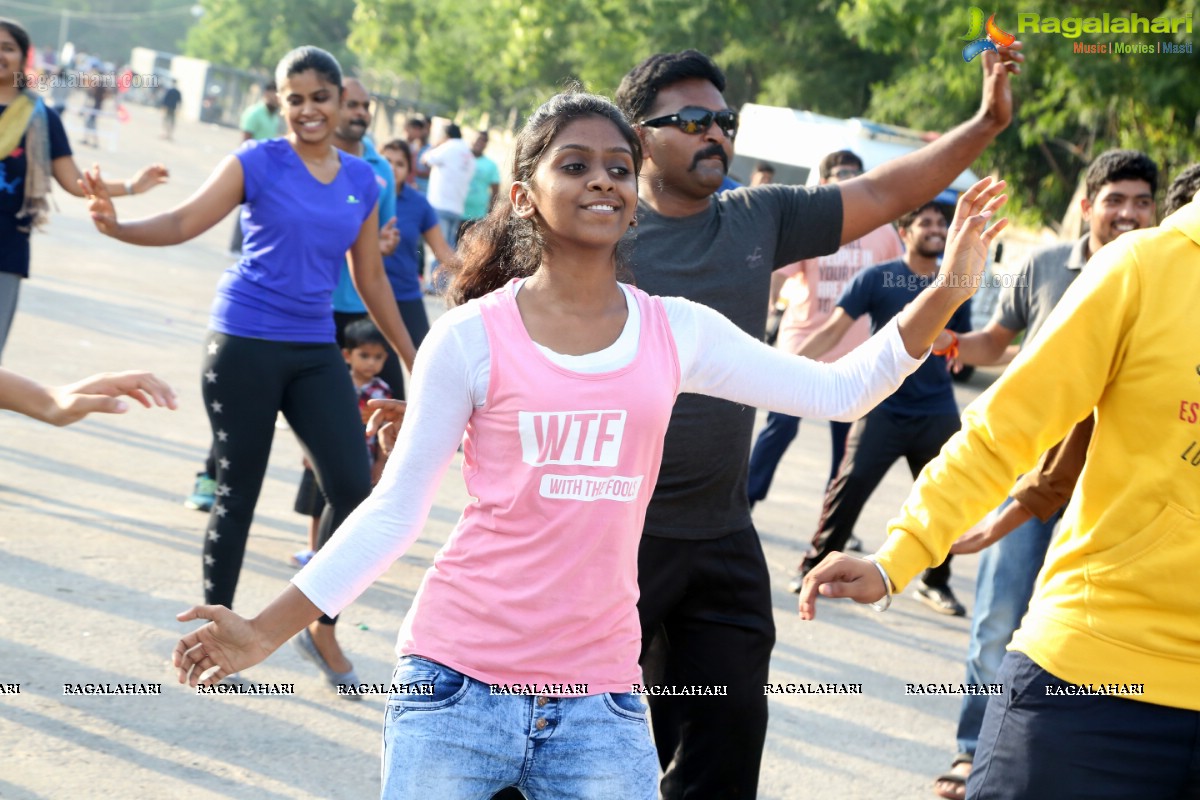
[293,283,924,623]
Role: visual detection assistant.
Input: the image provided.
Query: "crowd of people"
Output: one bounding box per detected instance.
[4,12,1199,800]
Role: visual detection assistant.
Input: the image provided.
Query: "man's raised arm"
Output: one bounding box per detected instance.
[837,45,1023,245]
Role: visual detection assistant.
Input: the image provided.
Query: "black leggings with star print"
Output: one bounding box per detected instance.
[201,332,372,624]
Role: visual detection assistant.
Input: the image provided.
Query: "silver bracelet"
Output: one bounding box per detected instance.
[863,556,893,612]
[124,179,134,196]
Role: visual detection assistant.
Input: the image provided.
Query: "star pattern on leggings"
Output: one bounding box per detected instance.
[214,503,228,518]
[205,370,218,384]
[207,527,220,542]
[204,554,215,566]
[216,483,231,497]
[204,579,214,592]
[218,457,230,470]
[210,400,223,414]
[207,341,219,355]
[216,429,229,443]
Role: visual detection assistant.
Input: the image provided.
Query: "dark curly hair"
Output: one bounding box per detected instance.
[1163,164,1200,217]
[1084,149,1158,201]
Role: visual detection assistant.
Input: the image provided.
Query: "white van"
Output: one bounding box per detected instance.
[730,103,980,202]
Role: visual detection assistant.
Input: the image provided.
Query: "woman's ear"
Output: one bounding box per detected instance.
[511,180,536,219]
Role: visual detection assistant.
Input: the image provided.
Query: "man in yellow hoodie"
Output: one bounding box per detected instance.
[799,184,1200,798]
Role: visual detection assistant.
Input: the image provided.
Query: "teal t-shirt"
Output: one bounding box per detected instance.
[240,102,285,141]
[462,154,500,220]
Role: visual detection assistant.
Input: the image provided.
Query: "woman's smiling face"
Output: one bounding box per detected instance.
[518,115,638,251]
[280,69,340,145]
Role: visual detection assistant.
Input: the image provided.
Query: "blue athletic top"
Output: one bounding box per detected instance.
[209,138,380,342]
[383,183,439,302]
[837,258,972,417]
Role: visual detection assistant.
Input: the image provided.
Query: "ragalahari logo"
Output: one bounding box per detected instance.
[961,7,1016,61]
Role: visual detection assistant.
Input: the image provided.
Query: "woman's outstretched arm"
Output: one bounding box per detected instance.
[81,156,244,246]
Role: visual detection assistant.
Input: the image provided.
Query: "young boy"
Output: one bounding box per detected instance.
[291,319,393,566]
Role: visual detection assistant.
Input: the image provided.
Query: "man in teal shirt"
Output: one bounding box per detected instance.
[239,80,284,141]
[462,131,500,223]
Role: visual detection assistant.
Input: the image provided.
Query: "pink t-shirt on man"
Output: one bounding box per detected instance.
[776,224,903,359]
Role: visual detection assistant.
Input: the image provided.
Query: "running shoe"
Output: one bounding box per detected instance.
[915,581,967,617]
[184,472,217,512]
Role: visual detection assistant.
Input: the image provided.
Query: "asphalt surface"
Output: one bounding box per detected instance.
[0,102,1001,800]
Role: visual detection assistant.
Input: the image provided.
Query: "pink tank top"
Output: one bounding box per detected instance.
[397,281,681,694]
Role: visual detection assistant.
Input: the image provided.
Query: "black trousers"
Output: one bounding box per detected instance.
[971,652,1200,799]
[802,408,961,587]
[638,526,776,799]
[201,332,371,623]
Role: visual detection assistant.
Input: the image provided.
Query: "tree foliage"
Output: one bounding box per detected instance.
[187,0,1197,225]
[186,0,357,74]
[837,0,1200,225]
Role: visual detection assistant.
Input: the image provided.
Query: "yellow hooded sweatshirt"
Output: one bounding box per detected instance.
[877,199,1200,711]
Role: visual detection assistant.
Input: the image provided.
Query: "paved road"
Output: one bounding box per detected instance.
[0,103,1001,800]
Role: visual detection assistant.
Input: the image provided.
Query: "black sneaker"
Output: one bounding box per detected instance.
[915,581,967,617]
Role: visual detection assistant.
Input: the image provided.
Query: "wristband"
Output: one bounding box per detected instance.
[863,556,893,612]
[124,179,135,196]
[932,329,959,360]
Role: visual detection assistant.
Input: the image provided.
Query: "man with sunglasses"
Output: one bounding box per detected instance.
[615,46,1022,800]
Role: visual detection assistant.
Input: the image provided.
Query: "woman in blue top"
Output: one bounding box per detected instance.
[377,138,458,356]
[0,17,167,361]
[82,46,416,696]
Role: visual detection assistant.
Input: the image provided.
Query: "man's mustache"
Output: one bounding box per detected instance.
[690,145,728,172]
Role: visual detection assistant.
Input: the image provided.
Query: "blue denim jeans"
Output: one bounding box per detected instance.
[381,656,658,799]
[955,498,1060,755]
[429,210,462,294]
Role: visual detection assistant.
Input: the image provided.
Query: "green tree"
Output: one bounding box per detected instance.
[836,0,1200,225]
[186,0,357,73]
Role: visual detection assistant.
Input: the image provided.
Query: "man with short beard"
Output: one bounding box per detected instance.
[328,78,401,385]
[792,202,971,614]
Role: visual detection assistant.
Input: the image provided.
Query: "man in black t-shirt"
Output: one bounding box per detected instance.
[613,47,1021,799]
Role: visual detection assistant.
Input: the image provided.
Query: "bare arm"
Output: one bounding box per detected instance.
[955,321,1019,365]
[53,156,168,199]
[174,584,323,686]
[837,46,1022,245]
[423,224,460,271]
[950,500,1035,555]
[350,207,417,371]
[794,308,857,360]
[0,368,177,426]
[934,319,1019,366]
[81,156,244,245]
[768,269,790,308]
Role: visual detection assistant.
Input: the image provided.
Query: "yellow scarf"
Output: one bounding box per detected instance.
[0,91,52,231]
[0,93,35,158]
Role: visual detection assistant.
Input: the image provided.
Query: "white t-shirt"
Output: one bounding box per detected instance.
[423,138,477,215]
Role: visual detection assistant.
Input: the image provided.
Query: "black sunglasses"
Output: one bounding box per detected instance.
[639,107,739,140]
